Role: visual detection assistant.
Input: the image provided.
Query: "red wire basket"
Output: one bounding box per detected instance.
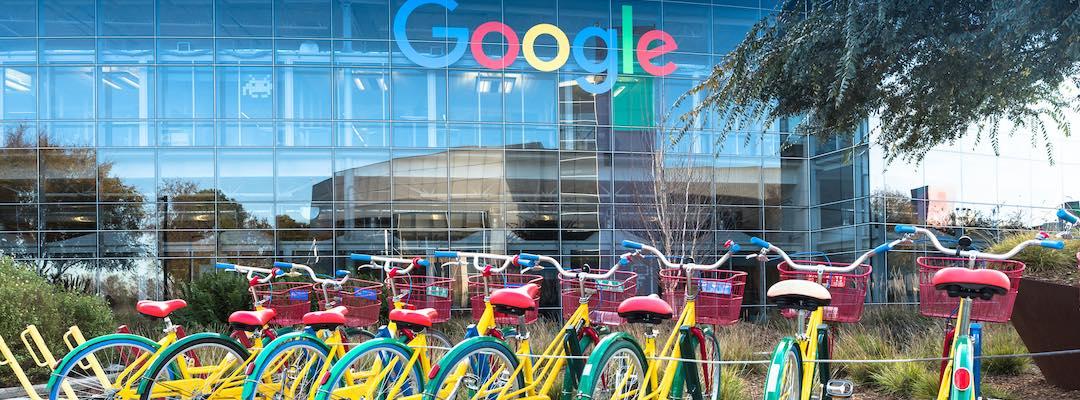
[391,275,453,323]
[250,281,313,326]
[778,261,872,323]
[315,280,384,327]
[468,274,544,324]
[660,269,747,326]
[561,271,638,326]
[917,257,1025,323]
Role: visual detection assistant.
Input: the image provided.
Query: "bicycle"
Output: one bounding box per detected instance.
[46,265,285,400]
[575,240,745,400]
[313,254,455,400]
[894,224,1065,400]
[422,251,620,400]
[752,235,904,400]
[238,260,410,400]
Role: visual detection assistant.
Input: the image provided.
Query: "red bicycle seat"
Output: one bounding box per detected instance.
[617,295,673,324]
[229,309,277,327]
[932,267,1010,297]
[136,299,188,318]
[303,306,349,326]
[490,284,539,311]
[389,308,439,328]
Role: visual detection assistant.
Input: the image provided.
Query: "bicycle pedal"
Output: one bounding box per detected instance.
[825,379,854,398]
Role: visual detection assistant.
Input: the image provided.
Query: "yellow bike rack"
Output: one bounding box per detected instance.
[0,325,87,400]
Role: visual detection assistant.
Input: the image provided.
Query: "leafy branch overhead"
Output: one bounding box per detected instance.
[678,0,1080,162]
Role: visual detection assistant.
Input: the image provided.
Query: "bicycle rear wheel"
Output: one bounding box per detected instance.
[422,337,525,400]
[137,334,250,399]
[316,338,424,400]
[47,334,161,400]
[763,339,801,400]
[577,334,648,400]
[243,336,331,400]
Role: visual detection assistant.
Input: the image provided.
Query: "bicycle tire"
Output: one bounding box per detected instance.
[699,329,722,400]
[421,336,525,400]
[136,333,250,400]
[576,332,650,400]
[47,334,161,400]
[315,338,425,400]
[762,338,801,400]
[425,328,453,363]
[240,333,332,400]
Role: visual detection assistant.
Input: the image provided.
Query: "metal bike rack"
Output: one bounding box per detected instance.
[0,325,88,400]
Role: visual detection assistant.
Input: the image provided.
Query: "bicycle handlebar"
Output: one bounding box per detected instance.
[893,225,1065,259]
[273,261,351,285]
[1058,209,1079,224]
[432,250,530,274]
[350,253,429,275]
[214,262,280,284]
[619,240,741,271]
[750,237,901,273]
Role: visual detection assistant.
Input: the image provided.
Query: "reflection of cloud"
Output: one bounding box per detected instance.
[927,188,953,224]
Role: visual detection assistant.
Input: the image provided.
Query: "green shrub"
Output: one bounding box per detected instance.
[171,271,253,329]
[718,366,749,400]
[835,326,897,384]
[981,323,1030,376]
[986,233,1080,282]
[870,362,936,398]
[981,384,1017,400]
[0,257,114,386]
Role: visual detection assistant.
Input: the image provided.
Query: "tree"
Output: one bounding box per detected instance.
[633,134,716,260]
[678,0,1079,162]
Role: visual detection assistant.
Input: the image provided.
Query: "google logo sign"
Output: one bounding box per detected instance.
[394,0,679,94]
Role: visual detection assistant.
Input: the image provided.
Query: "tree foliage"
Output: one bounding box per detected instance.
[679,0,1080,162]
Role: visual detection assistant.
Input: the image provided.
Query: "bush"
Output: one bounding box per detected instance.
[986,233,1080,283]
[981,323,1030,376]
[835,326,897,384]
[719,366,749,400]
[0,257,114,386]
[171,271,253,329]
[870,362,936,399]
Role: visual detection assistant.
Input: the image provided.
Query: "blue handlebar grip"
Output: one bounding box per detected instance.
[518,259,536,267]
[873,242,893,254]
[335,270,350,277]
[894,225,916,234]
[750,237,771,249]
[215,262,235,269]
[518,253,540,261]
[350,254,372,262]
[416,259,430,267]
[434,250,458,258]
[618,256,630,265]
[729,243,741,253]
[621,240,644,249]
[1040,240,1066,250]
[1057,209,1078,224]
[273,261,293,268]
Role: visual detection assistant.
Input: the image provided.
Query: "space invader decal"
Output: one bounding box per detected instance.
[242,75,272,99]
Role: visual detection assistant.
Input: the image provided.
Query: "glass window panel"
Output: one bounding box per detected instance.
[99,121,154,147]
[335,204,391,229]
[811,152,853,205]
[100,231,153,257]
[276,39,331,64]
[160,121,214,146]
[40,122,94,147]
[763,158,807,206]
[713,6,759,54]
[157,38,214,64]
[612,153,651,204]
[333,0,390,39]
[217,38,274,64]
[449,203,502,229]
[505,151,558,202]
[448,71,502,122]
[277,0,332,37]
[0,204,37,231]
[218,66,274,119]
[0,232,37,257]
[216,0,272,37]
[43,204,96,231]
[276,149,332,202]
[717,206,762,230]
[98,38,154,63]
[218,202,273,229]
[98,148,155,201]
[337,121,388,147]
[505,203,559,229]
[505,72,555,123]
[505,125,557,149]
[219,149,273,201]
[100,0,154,35]
[40,0,95,36]
[716,156,762,205]
[41,67,94,119]
[447,124,502,148]
[2,66,36,120]
[278,122,332,146]
[337,68,389,120]
[392,69,446,121]
[663,3,710,54]
[0,148,36,203]
[158,149,215,200]
[159,67,214,119]
[393,203,448,229]
[449,149,504,202]
[277,202,333,229]
[158,0,213,36]
[218,230,275,256]
[0,39,37,64]
[277,67,331,119]
[558,0,610,35]
[560,152,605,203]
[392,149,448,201]
[561,126,597,151]
[40,38,95,64]
[218,121,275,146]
[42,148,96,203]
[504,0,554,29]
[99,66,153,119]
[335,148,391,201]
[0,1,35,37]
[561,204,606,230]
[333,40,390,66]
[392,122,445,147]
[335,230,391,253]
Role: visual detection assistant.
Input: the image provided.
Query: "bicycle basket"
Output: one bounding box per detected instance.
[250,281,313,326]
[777,261,872,323]
[391,275,453,323]
[660,269,747,326]
[314,280,383,327]
[560,271,638,326]
[917,257,1024,323]
[468,274,543,324]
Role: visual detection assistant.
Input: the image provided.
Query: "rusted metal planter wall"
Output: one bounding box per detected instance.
[1010,278,1080,390]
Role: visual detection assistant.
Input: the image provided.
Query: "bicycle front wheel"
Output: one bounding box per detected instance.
[243,335,332,400]
[47,334,161,400]
[137,334,250,399]
[423,337,524,400]
[316,338,424,400]
[762,339,801,400]
[577,333,648,400]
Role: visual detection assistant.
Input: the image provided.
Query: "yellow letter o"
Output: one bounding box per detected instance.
[522,24,570,72]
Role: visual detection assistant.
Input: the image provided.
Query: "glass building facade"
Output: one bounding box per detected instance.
[0,0,879,313]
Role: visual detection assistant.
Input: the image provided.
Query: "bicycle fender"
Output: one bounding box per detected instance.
[950,336,976,400]
[576,332,647,397]
[317,338,423,400]
[763,337,799,400]
[47,333,161,394]
[134,332,247,395]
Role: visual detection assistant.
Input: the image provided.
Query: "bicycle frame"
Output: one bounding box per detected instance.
[763,306,829,400]
[141,333,268,398]
[627,298,715,400]
[935,298,976,400]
